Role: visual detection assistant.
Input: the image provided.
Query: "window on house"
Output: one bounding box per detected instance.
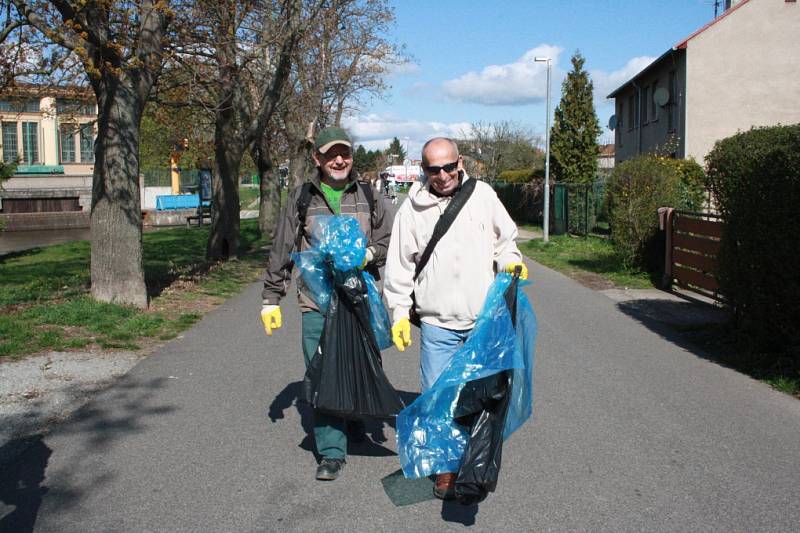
[2,122,18,163]
[642,86,650,124]
[668,70,677,132]
[651,81,659,121]
[80,124,94,162]
[60,124,76,163]
[0,99,39,112]
[22,122,38,164]
[56,98,96,116]
[628,94,635,131]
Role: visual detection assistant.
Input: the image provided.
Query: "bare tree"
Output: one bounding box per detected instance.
[163,0,309,259]
[276,0,401,191]
[1,0,177,308]
[461,121,542,179]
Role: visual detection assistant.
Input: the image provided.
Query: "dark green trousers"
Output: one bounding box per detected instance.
[301,310,346,459]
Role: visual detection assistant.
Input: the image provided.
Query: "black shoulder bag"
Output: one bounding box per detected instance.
[409,178,477,326]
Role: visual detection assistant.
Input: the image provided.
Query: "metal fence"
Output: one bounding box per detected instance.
[141,168,200,190]
[552,178,608,236]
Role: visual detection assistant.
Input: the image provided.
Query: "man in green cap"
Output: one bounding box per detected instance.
[260,126,393,480]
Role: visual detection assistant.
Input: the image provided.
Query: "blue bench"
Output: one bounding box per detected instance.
[156,194,200,211]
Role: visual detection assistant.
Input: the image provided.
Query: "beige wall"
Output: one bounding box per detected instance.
[684,0,800,162]
[1,94,95,175]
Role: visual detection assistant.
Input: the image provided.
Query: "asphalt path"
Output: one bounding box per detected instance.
[2,194,800,532]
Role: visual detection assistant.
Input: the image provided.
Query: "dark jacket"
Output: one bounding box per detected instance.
[262,172,392,312]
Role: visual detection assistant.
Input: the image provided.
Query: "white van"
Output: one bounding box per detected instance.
[382,165,422,183]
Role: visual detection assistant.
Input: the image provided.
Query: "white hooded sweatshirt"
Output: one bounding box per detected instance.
[384,174,522,330]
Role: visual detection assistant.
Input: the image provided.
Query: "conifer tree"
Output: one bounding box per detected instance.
[353,145,369,173]
[386,137,407,163]
[550,51,601,184]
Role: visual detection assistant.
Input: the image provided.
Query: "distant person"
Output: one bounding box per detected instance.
[388,180,398,205]
[260,126,392,481]
[383,137,527,499]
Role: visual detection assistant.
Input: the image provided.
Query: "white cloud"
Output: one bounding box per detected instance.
[441,45,563,106]
[342,113,473,158]
[591,55,658,101]
[389,60,421,76]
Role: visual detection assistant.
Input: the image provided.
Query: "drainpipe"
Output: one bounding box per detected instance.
[632,80,642,155]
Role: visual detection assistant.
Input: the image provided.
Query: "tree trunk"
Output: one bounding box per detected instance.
[207,142,242,260]
[288,136,314,189]
[254,140,281,236]
[90,81,148,308]
[207,6,243,261]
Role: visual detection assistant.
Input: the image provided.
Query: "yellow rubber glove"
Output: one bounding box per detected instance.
[505,262,528,280]
[391,317,412,352]
[359,247,374,270]
[261,305,282,336]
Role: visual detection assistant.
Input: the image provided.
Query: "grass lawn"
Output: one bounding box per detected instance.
[239,186,260,209]
[520,233,655,289]
[238,186,289,209]
[0,219,268,360]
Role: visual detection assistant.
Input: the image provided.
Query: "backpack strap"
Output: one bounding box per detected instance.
[295,181,314,250]
[413,178,477,281]
[357,180,376,218]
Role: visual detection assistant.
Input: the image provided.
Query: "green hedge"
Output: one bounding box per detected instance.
[606,155,695,271]
[491,180,542,225]
[706,124,800,354]
[497,169,534,183]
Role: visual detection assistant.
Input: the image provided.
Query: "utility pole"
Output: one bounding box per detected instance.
[535,56,552,242]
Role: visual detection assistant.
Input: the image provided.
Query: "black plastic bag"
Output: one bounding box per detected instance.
[452,274,521,504]
[301,268,404,419]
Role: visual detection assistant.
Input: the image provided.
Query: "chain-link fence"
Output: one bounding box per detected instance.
[141,168,201,190]
[552,178,608,236]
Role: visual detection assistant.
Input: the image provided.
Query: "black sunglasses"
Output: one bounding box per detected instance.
[423,161,459,175]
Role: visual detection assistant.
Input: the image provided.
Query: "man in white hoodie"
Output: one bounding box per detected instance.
[383,137,528,499]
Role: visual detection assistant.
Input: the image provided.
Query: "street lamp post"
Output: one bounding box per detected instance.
[403,136,410,184]
[535,56,551,243]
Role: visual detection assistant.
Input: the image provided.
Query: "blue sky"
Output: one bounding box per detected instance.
[343,0,716,159]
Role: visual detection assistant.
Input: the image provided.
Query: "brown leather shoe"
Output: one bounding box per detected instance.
[433,473,456,500]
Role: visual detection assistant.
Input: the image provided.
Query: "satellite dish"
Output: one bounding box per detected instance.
[608,115,617,131]
[654,87,670,107]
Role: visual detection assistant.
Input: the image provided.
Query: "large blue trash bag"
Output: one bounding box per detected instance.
[291,215,392,350]
[396,273,537,479]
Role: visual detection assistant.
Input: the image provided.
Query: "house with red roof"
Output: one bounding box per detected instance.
[607,0,800,165]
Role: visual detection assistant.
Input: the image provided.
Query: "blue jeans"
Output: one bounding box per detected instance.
[419,322,472,392]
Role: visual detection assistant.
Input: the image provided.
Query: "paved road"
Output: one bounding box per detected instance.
[2,196,800,532]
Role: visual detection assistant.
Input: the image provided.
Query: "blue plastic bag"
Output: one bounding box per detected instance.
[396,273,537,479]
[291,215,392,350]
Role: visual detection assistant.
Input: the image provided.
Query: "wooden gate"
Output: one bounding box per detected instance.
[658,208,723,300]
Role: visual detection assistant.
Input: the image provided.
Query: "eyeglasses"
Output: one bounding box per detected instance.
[423,161,458,175]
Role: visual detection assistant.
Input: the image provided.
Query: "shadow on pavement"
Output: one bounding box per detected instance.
[267,383,421,459]
[616,297,733,363]
[0,375,176,529]
[441,500,479,526]
[0,435,51,533]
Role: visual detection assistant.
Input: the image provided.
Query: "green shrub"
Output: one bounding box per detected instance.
[705,123,800,354]
[606,155,683,270]
[497,169,534,183]
[673,158,707,211]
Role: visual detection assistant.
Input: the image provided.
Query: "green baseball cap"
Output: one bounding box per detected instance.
[315,126,352,154]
